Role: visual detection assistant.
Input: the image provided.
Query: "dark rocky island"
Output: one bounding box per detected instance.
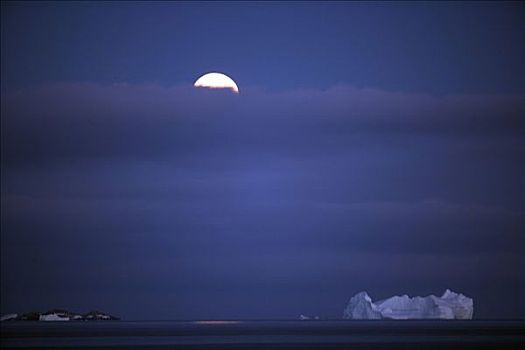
[1,309,119,321]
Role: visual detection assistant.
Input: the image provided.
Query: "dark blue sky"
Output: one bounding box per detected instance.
[3,2,525,93]
[1,2,524,319]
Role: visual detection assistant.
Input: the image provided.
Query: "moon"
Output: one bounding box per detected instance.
[194,72,239,93]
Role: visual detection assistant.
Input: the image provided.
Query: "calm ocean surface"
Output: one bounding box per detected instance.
[2,320,524,349]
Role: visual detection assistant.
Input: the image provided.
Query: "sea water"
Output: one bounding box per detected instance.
[2,320,524,349]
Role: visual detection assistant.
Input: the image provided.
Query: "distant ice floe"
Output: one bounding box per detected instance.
[299,314,320,320]
[343,289,473,320]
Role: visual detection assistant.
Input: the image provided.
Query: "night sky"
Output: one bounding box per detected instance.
[1,2,524,320]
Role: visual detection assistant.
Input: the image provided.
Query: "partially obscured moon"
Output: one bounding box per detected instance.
[194,72,239,93]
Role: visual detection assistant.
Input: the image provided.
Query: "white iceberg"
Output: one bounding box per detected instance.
[344,289,473,319]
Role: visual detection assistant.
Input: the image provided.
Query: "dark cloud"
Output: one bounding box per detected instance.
[2,83,524,164]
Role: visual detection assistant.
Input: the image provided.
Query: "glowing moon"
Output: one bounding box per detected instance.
[194,72,239,93]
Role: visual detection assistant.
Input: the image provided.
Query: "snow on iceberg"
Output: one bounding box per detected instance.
[0,314,18,322]
[39,313,70,321]
[343,289,473,319]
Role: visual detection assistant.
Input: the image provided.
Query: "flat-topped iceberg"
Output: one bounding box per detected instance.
[344,289,473,319]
